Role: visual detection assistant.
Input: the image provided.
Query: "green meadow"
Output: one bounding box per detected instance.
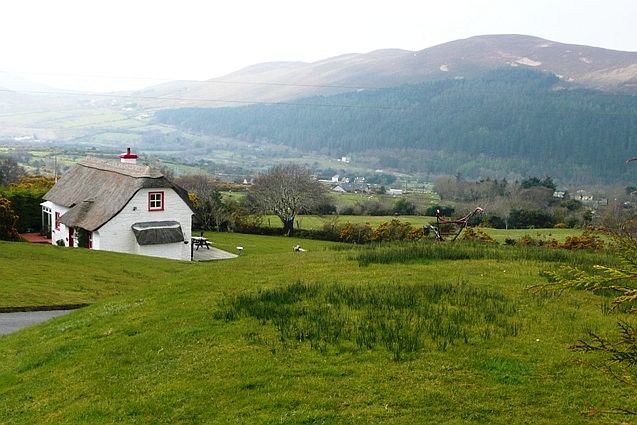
[262,214,437,231]
[0,232,634,424]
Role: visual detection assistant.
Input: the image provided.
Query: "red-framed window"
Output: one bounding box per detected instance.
[55,212,61,230]
[148,191,164,211]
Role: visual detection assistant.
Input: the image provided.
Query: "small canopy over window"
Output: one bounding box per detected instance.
[131,221,184,245]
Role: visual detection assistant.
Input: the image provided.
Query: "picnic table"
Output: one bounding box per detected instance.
[191,236,211,250]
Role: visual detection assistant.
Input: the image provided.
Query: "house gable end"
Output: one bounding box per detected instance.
[45,158,193,231]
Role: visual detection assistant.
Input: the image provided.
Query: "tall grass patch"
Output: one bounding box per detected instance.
[214,281,519,361]
[355,240,617,268]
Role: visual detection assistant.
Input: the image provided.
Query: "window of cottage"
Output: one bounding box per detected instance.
[148,192,164,211]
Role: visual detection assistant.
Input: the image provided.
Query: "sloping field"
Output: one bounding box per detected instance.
[0,235,633,424]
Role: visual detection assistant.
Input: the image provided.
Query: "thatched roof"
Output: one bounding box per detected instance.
[44,157,193,231]
[131,221,184,245]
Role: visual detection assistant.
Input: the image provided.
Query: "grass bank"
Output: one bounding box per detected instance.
[0,235,634,423]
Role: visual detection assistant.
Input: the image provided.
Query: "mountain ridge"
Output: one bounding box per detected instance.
[139,34,637,106]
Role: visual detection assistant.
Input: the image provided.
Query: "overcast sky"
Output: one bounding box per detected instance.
[1,0,635,92]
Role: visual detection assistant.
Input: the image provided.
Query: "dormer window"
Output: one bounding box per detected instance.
[148,192,164,211]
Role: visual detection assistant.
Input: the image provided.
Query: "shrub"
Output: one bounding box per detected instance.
[0,176,55,233]
[0,197,20,241]
[339,222,373,244]
[504,237,517,246]
[364,201,392,216]
[313,200,337,215]
[0,187,49,233]
[559,234,604,250]
[339,206,355,215]
[392,198,417,215]
[483,214,507,229]
[508,208,555,229]
[234,214,264,231]
[462,227,496,243]
[516,234,559,248]
[514,233,602,250]
[370,219,421,242]
[565,216,581,228]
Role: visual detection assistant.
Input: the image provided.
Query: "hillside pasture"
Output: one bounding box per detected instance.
[0,235,633,424]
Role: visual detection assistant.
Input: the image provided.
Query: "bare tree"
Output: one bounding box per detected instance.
[247,164,324,235]
[0,158,25,186]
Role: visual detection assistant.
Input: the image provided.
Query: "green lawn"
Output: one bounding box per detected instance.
[0,235,633,424]
[0,242,194,308]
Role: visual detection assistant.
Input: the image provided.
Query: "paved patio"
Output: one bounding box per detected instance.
[20,231,236,261]
[192,246,238,261]
[19,233,51,244]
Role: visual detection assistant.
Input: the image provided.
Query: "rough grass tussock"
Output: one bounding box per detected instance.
[354,240,617,268]
[214,281,520,361]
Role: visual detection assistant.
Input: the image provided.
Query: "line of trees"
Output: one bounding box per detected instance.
[434,175,595,229]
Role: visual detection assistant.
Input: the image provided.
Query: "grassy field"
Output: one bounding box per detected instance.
[0,235,634,424]
[263,214,438,230]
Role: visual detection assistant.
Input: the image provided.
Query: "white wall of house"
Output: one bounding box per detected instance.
[136,242,187,260]
[45,202,71,246]
[91,231,101,250]
[98,188,192,261]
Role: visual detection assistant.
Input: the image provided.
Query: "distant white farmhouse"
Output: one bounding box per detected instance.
[41,149,194,261]
[332,182,370,193]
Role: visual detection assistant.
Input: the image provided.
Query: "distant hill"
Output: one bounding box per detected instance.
[0,71,58,93]
[140,34,637,106]
[0,72,78,115]
[156,68,637,185]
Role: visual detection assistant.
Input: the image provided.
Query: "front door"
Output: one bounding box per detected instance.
[68,227,74,247]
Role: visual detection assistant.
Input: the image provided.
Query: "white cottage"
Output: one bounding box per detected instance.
[41,150,194,261]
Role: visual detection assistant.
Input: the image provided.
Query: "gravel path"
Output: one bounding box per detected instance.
[0,310,73,336]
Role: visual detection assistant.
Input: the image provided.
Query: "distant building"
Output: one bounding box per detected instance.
[388,188,403,196]
[332,182,370,193]
[553,190,566,199]
[575,189,594,202]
